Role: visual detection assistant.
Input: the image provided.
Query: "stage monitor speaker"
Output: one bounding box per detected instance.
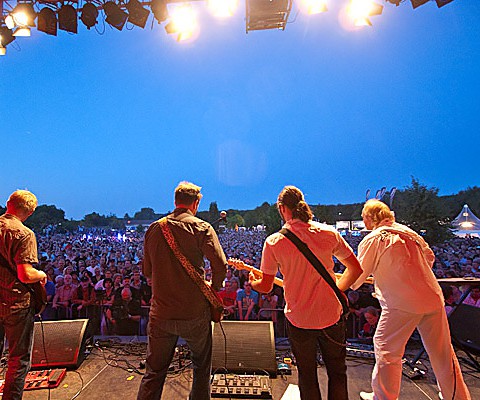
[448,304,480,355]
[212,321,277,377]
[31,319,90,370]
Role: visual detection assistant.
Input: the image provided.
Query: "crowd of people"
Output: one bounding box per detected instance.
[29,223,480,337]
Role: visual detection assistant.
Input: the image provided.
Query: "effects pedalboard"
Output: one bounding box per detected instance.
[0,368,66,394]
[211,373,273,399]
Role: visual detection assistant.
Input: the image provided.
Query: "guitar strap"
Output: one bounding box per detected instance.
[279,228,349,317]
[158,217,224,314]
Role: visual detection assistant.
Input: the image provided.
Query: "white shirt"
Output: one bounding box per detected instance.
[353,222,443,313]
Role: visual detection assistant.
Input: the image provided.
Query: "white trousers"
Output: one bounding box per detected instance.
[371,307,471,400]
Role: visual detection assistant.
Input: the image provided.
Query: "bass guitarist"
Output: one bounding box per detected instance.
[0,190,47,400]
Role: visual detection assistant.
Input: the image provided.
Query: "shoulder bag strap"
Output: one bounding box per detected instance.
[279,228,349,316]
[159,218,223,312]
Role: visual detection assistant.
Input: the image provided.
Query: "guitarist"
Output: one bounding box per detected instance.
[249,186,362,400]
[0,190,47,400]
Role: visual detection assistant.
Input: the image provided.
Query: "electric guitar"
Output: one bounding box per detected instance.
[29,281,48,315]
[227,258,374,286]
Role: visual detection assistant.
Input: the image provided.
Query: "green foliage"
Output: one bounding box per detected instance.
[26,205,66,231]
[133,207,159,220]
[226,214,245,229]
[393,177,453,244]
[0,206,5,215]
[83,212,108,227]
[208,202,220,224]
[136,224,146,234]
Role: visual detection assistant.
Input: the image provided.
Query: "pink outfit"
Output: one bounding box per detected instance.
[353,222,471,400]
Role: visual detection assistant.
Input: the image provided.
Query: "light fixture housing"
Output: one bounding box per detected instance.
[151,0,168,24]
[126,0,150,29]
[410,0,429,8]
[11,3,37,27]
[38,7,58,36]
[436,0,454,7]
[104,1,128,31]
[58,4,78,33]
[81,2,99,30]
[13,26,31,36]
[0,26,16,47]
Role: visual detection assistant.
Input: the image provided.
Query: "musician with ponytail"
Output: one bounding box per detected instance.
[250,185,363,400]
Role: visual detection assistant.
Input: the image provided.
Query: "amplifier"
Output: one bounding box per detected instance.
[211,373,272,399]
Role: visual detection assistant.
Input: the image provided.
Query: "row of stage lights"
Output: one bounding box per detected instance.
[1,0,455,56]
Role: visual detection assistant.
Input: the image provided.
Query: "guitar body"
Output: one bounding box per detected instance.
[30,281,48,315]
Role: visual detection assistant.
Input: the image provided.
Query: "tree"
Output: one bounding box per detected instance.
[208,202,220,223]
[26,205,66,232]
[133,207,158,220]
[393,177,453,244]
[83,212,108,227]
[227,214,245,229]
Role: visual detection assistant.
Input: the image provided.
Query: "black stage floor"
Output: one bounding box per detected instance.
[8,336,480,400]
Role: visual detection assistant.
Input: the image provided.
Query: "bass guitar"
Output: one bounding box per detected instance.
[227,258,374,286]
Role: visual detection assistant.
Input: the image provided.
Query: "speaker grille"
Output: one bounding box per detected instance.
[32,319,89,369]
[212,321,277,377]
[449,304,480,354]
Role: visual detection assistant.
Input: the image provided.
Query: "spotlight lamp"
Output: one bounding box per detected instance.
[58,4,78,34]
[410,0,429,8]
[435,0,454,7]
[37,7,57,36]
[151,0,169,24]
[103,1,129,31]
[6,3,37,29]
[0,26,16,47]
[348,0,383,27]
[126,0,150,29]
[80,2,99,30]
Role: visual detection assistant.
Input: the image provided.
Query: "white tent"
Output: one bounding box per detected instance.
[452,204,480,237]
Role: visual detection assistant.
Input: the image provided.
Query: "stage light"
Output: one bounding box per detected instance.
[151,0,168,24]
[410,0,429,8]
[0,26,16,47]
[80,3,99,30]
[246,0,292,32]
[436,0,454,7]
[165,4,197,41]
[38,7,58,36]
[13,26,31,36]
[302,0,328,15]
[58,4,78,33]
[348,0,382,27]
[7,3,37,28]
[126,0,150,29]
[104,1,128,31]
[0,46,6,56]
[208,0,238,18]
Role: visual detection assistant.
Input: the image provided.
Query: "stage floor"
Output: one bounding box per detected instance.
[10,337,480,400]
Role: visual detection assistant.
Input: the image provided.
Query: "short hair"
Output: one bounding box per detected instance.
[362,199,395,227]
[277,186,313,223]
[7,190,38,215]
[174,181,202,206]
[363,306,379,317]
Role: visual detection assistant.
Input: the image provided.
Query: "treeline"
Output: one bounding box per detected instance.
[1,178,479,244]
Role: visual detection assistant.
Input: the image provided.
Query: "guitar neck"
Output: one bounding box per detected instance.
[227,258,374,286]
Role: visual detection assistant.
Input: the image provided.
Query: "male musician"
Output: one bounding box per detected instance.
[353,200,471,400]
[137,182,227,400]
[249,186,362,400]
[0,190,47,399]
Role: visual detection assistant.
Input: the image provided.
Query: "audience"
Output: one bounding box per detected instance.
[33,226,480,337]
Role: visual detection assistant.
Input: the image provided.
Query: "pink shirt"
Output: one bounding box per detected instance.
[261,219,354,329]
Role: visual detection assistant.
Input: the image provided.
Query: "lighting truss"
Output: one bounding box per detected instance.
[0,0,457,56]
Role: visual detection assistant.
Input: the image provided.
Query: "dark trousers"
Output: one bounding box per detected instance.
[287,318,348,400]
[137,309,212,400]
[0,307,35,400]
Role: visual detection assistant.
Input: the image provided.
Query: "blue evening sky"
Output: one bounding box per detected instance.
[1,1,479,219]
